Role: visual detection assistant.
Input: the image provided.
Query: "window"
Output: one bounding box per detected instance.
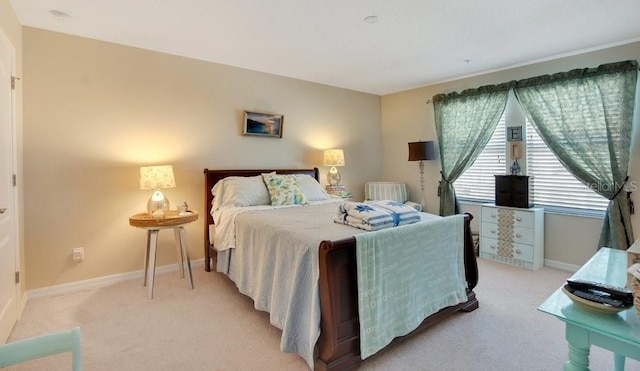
[455,114,608,216]
[454,116,505,202]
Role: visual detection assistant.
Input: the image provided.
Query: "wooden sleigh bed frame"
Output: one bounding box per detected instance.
[203,168,479,370]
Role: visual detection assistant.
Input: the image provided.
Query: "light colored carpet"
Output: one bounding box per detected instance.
[6,259,640,370]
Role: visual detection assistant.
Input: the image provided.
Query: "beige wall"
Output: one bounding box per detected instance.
[22,27,381,290]
[382,41,640,267]
[0,0,24,298]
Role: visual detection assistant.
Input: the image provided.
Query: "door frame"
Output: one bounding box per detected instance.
[0,23,21,333]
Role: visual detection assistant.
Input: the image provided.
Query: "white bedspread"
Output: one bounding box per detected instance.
[226,200,357,369]
[214,201,449,369]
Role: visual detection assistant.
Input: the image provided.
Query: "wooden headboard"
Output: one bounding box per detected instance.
[202,167,320,271]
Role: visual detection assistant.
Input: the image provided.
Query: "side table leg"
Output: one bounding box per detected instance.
[173,227,185,278]
[178,226,194,290]
[143,230,151,287]
[564,324,590,371]
[147,230,159,299]
[613,353,625,371]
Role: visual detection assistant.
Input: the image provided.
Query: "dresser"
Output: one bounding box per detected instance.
[480,204,544,270]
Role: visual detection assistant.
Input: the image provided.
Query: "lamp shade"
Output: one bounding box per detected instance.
[408,141,436,161]
[140,165,176,190]
[323,149,345,167]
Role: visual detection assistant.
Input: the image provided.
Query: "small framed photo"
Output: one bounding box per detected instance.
[507,126,522,141]
[243,111,284,138]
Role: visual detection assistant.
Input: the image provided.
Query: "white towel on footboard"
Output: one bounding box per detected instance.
[355,214,468,359]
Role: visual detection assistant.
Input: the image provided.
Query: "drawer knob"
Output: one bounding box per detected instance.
[515,249,521,255]
[516,217,522,222]
[491,245,496,250]
[491,229,496,234]
[491,214,496,218]
[515,233,522,238]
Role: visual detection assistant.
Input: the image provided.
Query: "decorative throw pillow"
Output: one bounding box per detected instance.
[261,173,309,206]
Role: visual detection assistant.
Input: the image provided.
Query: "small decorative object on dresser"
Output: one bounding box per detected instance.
[480,203,544,270]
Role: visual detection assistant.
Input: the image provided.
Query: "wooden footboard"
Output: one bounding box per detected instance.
[315,213,478,371]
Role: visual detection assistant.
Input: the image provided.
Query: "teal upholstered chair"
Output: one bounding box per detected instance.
[364,181,422,211]
[0,327,81,370]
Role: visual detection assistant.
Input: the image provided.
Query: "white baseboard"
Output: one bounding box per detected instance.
[26,259,204,299]
[544,258,579,273]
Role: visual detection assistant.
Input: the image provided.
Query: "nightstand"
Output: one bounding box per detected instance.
[129,210,198,299]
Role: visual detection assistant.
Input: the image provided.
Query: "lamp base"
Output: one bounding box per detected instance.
[327,167,342,186]
[147,190,170,218]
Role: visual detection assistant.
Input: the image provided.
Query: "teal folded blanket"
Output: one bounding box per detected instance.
[355,214,468,359]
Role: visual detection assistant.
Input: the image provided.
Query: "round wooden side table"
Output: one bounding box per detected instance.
[129,210,198,299]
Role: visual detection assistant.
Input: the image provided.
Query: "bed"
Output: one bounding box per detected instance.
[203,168,479,370]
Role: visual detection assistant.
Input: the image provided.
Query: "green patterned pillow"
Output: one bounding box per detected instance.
[261,173,309,206]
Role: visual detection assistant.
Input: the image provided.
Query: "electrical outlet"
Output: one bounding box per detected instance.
[72,247,84,262]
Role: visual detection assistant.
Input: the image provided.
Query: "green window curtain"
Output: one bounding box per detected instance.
[433,84,511,216]
[513,60,638,250]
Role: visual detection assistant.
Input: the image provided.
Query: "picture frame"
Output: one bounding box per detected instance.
[507,126,522,141]
[243,111,284,138]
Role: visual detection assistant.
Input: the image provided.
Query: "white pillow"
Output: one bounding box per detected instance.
[211,175,271,210]
[261,173,309,206]
[296,174,331,201]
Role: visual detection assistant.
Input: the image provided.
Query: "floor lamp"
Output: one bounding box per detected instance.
[408,141,436,209]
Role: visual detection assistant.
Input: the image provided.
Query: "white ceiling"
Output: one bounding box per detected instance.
[9,0,640,96]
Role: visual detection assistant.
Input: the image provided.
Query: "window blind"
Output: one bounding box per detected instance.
[455,114,608,215]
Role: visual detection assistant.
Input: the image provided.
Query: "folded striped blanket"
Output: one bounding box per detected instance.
[333,200,421,231]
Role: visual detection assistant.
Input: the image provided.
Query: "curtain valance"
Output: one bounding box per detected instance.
[432,81,515,103]
[514,60,638,89]
[431,60,637,103]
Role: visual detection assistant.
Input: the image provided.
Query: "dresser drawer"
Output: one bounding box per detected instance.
[481,221,534,246]
[480,236,534,263]
[482,205,535,228]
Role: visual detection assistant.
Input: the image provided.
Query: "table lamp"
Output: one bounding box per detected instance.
[408,141,436,205]
[140,165,176,217]
[323,149,345,186]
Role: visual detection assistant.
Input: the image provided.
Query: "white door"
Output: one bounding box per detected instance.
[0,26,17,343]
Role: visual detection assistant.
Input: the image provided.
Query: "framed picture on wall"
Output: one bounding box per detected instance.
[243,111,284,138]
